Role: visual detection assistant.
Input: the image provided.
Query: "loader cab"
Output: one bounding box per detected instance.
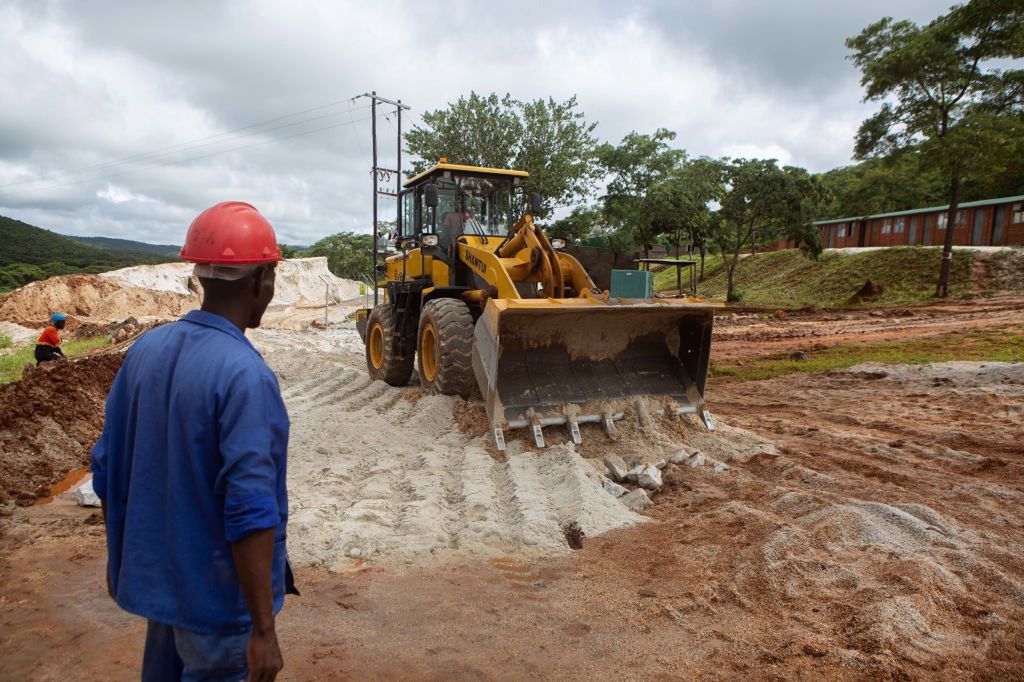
[399,162,528,253]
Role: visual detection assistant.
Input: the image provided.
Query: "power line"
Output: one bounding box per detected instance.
[0,114,372,199]
[0,98,370,190]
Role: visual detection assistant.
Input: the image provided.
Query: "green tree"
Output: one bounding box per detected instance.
[647,157,725,279]
[847,0,1024,296]
[818,153,948,218]
[709,159,813,302]
[305,232,374,281]
[548,205,603,244]
[597,129,686,258]
[404,92,600,215]
[278,244,300,259]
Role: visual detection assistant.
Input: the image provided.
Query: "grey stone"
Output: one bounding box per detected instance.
[620,488,652,511]
[73,479,101,507]
[0,500,15,517]
[668,450,691,465]
[624,465,645,483]
[602,454,629,482]
[637,465,663,491]
[347,547,362,559]
[687,453,706,469]
[712,461,729,475]
[602,479,628,498]
[652,458,668,470]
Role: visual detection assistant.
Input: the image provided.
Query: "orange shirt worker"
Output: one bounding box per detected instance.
[35,312,66,365]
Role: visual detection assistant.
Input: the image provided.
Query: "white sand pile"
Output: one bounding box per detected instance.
[0,258,361,326]
[100,262,195,295]
[254,338,646,569]
[0,321,38,345]
[269,257,362,307]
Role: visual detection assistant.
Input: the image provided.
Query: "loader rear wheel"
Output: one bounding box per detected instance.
[417,298,476,397]
[366,303,414,386]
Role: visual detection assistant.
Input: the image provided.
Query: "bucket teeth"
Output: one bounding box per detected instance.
[532,424,545,448]
[700,409,715,432]
[567,416,582,445]
[493,426,507,452]
[602,409,616,436]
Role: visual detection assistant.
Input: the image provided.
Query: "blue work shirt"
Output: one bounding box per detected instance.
[91,310,293,635]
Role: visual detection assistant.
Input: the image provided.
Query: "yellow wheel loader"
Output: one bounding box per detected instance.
[355,161,717,451]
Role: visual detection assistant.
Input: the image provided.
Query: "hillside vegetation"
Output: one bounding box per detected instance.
[655,247,992,307]
[68,235,180,257]
[0,215,171,292]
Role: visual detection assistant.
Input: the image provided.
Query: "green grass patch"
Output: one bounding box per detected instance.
[0,336,112,384]
[711,329,1024,382]
[659,247,973,308]
[0,335,11,349]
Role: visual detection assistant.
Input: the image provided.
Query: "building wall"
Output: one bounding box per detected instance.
[817,198,1024,249]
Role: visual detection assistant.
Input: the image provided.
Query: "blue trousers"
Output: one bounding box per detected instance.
[142,620,250,682]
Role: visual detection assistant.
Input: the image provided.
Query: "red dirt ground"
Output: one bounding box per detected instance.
[1,300,1022,680]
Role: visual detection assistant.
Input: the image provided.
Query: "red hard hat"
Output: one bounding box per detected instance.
[179,201,282,264]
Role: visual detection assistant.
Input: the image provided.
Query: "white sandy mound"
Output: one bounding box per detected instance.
[100,262,195,295]
[103,257,361,308]
[270,257,362,308]
[0,321,38,345]
[0,258,361,326]
[256,340,643,570]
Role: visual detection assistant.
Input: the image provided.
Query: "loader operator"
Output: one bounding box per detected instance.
[34,312,66,365]
[91,201,296,682]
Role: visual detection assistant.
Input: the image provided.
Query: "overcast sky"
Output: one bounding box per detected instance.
[0,0,953,247]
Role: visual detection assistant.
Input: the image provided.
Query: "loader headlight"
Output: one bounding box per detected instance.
[421,234,439,247]
[550,238,566,249]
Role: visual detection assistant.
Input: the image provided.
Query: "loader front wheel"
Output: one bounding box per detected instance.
[366,303,414,386]
[417,298,476,397]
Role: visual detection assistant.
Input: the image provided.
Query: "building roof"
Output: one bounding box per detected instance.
[813,194,1024,225]
[403,163,529,188]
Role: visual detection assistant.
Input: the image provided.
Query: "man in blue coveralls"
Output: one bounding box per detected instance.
[92,202,296,681]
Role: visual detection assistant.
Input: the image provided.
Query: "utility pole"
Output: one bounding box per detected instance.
[355,92,410,306]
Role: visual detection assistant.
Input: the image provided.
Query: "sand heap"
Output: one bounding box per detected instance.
[0,258,361,328]
[0,353,124,505]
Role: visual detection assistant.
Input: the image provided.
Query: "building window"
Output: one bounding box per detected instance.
[937,213,947,230]
[881,219,892,234]
[956,210,967,228]
[838,224,847,238]
[894,217,905,233]
[1012,203,1024,224]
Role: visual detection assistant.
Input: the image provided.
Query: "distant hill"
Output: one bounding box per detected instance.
[68,235,180,258]
[0,214,173,292]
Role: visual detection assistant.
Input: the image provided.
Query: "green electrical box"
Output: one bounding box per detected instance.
[610,269,653,298]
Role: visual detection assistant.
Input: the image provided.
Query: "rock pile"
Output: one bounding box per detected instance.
[588,446,731,512]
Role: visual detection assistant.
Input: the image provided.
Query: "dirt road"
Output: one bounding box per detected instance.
[713,294,1024,362]
[2,304,1022,680]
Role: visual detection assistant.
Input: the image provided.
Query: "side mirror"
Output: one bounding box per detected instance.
[529,192,543,216]
[424,183,439,208]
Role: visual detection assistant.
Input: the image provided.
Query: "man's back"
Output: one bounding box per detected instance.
[92,310,291,635]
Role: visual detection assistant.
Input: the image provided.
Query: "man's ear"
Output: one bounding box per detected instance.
[252,267,265,296]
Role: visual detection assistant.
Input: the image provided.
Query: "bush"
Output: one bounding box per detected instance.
[727,289,743,303]
[0,335,11,349]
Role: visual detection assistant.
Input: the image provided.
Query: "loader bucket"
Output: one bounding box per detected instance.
[471,298,716,450]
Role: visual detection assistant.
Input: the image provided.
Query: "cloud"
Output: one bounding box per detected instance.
[0,0,953,245]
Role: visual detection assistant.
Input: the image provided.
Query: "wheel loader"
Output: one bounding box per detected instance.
[355,161,716,451]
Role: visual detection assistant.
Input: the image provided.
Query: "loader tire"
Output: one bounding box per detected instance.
[366,303,414,386]
[417,298,476,398]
